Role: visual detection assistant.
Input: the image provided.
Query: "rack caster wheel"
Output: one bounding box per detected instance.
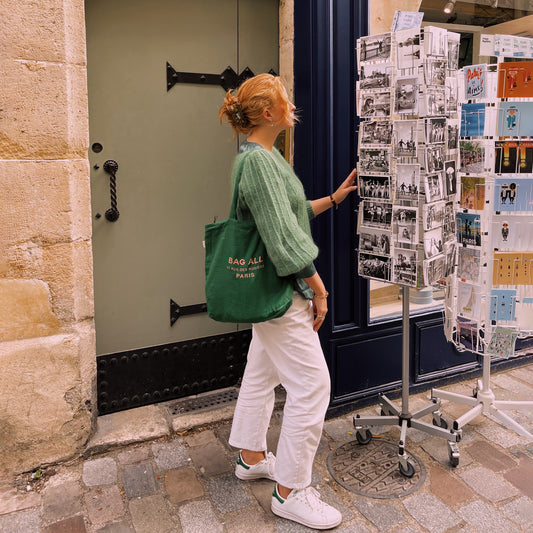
[399,459,416,478]
[356,428,372,445]
[448,442,460,467]
[432,415,449,429]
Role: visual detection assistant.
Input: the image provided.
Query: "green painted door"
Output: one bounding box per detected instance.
[86,0,279,356]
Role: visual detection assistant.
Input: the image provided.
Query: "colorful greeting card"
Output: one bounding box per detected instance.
[464,64,487,99]
[461,103,485,137]
[497,61,533,98]
[497,102,533,137]
[460,176,485,210]
[493,178,533,212]
[486,326,519,358]
[490,289,517,321]
[456,213,481,246]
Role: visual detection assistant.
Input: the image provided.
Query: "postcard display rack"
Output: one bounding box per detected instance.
[431,42,533,442]
[353,26,463,475]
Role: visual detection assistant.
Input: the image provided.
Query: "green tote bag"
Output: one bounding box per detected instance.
[204,154,293,323]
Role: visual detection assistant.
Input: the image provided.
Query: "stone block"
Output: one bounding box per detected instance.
[152,439,190,471]
[87,405,169,453]
[42,481,83,523]
[352,497,406,531]
[428,463,474,507]
[177,500,223,533]
[165,468,204,504]
[44,515,87,533]
[184,430,217,448]
[457,500,520,533]
[222,506,274,533]
[0,334,93,477]
[500,496,533,530]
[64,0,88,65]
[0,508,41,533]
[121,463,157,499]
[503,455,533,499]
[117,446,151,466]
[96,523,134,533]
[82,457,117,487]
[463,440,517,472]
[0,279,60,342]
[249,479,275,514]
[0,485,41,515]
[129,495,176,533]
[402,493,461,532]
[459,466,519,501]
[188,442,232,477]
[83,485,125,529]
[205,473,250,513]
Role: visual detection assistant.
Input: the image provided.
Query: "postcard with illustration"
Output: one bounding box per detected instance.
[423,200,446,231]
[358,33,392,65]
[457,247,480,283]
[459,140,485,173]
[393,120,419,157]
[444,160,457,197]
[359,63,393,90]
[456,212,481,246]
[493,251,533,286]
[360,200,393,228]
[423,172,444,203]
[359,90,391,118]
[360,120,393,146]
[358,252,391,282]
[486,326,519,358]
[395,164,420,201]
[495,141,533,174]
[423,226,444,259]
[459,176,485,210]
[464,64,487,99]
[460,103,486,137]
[497,61,533,98]
[457,281,482,319]
[358,175,392,200]
[393,247,418,287]
[489,289,517,322]
[424,253,446,286]
[394,76,418,115]
[491,214,533,251]
[457,316,480,352]
[358,226,391,256]
[493,178,533,212]
[395,28,422,70]
[393,206,419,246]
[359,148,391,175]
[497,102,533,137]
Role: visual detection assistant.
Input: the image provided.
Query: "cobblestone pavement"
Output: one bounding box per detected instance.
[1,364,533,532]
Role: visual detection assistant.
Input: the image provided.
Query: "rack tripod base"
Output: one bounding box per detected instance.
[354,392,462,476]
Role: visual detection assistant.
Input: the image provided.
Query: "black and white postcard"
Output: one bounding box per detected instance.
[425,59,447,86]
[358,175,391,200]
[443,201,456,240]
[426,117,446,144]
[359,90,391,118]
[447,120,459,150]
[395,28,422,70]
[423,200,446,231]
[424,88,446,116]
[393,120,419,157]
[359,226,391,255]
[359,148,391,174]
[394,76,418,115]
[359,63,392,89]
[393,206,419,245]
[423,172,444,202]
[424,253,446,285]
[360,120,393,146]
[444,160,457,196]
[358,252,391,282]
[361,200,393,228]
[393,248,418,287]
[445,77,458,113]
[423,26,447,57]
[425,145,445,173]
[444,240,457,277]
[424,226,444,259]
[447,32,460,70]
[358,33,392,64]
[395,164,420,201]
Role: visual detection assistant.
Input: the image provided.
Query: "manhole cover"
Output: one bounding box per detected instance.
[327,438,426,499]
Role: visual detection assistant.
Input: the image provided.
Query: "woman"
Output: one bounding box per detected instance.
[219,73,356,530]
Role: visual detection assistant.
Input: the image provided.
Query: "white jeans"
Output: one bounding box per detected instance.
[229,292,331,489]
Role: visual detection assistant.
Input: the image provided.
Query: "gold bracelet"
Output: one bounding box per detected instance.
[314,291,329,299]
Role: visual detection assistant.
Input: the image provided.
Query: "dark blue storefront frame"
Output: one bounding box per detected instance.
[293,0,532,413]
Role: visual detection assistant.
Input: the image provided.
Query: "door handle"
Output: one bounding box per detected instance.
[103,160,120,222]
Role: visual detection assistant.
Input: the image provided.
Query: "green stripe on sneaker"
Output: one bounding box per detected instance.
[272,485,285,504]
[237,453,250,470]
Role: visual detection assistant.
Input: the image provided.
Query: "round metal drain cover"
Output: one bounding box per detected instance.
[327,438,426,499]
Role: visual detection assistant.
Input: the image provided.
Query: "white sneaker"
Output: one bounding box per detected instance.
[235,451,276,481]
[271,484,342,530]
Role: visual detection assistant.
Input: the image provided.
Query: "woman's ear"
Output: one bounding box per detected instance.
[263,108,273,122]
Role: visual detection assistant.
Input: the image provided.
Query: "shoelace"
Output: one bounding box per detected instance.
[292,487,328,513]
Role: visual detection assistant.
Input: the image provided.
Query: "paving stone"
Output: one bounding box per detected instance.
[205,473,250,513]
[421,436,472,468]
[394,527,425,533]
[428,463,475,506]
[475,419,528,448]
[459,466,519,501]
[117,446,151,465]
[249,479,275,514]
[121,463,158,499]
[500,496,533,530]
[463,440,517,471]
[402,493,461,533]
[82,457,118,487]
[83,485,125,529]
[457,500,520,533]
[177,500,223,533]
[492,373,533,397]
[323,417,356,441]
[184,429,217,447]
[352,496,406,530]
[165,468,204,504]
[44,515,87,533]
[188,442,232,477]
[0,485,41,515]
[96,523,135,533]
[151,439,190,471]
[0,508,40,533]
[222,506,274,533]
[42,481,83,523]
[129,495,176,533]
[503,455,533,499]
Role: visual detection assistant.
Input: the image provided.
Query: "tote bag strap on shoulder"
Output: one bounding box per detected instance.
[229,147,260,220]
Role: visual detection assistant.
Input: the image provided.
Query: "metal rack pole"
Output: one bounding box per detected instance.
[401,287,410,416]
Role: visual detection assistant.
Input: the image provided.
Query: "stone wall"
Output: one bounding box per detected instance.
[0,0,96,478]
